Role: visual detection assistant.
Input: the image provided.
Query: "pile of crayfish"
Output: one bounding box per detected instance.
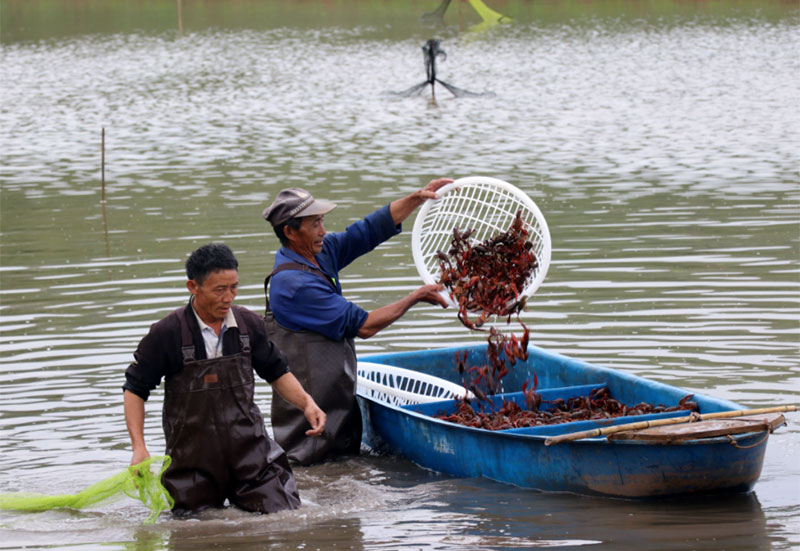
[437,387,700,431]
[438,211,537,397]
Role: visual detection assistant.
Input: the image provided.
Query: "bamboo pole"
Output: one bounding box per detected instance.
[101,127,105,203]
[100,127,110,257]
[544,405,797,446]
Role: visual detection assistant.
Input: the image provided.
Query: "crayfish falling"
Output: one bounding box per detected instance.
[435,211,698,430]
[436,210,535,399]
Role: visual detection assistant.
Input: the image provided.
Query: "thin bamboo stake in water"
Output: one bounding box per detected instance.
[101,127,110,257]
[544,405,797,446]
[101,127,105,203]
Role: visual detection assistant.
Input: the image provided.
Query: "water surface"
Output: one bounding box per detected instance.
[1,1,799,549]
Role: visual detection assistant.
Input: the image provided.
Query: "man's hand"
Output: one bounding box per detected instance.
[358,283,449,339]
[413,283,450,307]
[303,400,327,437]
[390,177,454,225]
[418,177,454,200]
[272,372,327,436]
[131,448,151,467]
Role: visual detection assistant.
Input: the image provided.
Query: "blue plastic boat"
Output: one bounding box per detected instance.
[357,343,786,498]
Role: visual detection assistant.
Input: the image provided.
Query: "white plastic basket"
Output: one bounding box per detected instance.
[411,176,552,310]
[357,362,471,406]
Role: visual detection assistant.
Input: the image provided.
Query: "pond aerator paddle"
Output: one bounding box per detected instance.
[393,39,484,99]
[0,455,173,524]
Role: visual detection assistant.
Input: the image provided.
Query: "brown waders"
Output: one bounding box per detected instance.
[161,307,301,514]
[265,265,362,465]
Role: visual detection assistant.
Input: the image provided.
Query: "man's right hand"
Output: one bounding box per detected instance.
[131,447,151,466]
[303,400,327,437]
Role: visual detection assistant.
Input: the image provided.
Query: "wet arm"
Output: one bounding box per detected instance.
[357,283,448,339]
[271,372,326,436]
[124,389,151,465]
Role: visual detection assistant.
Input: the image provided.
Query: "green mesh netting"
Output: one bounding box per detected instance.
[0,455,173,524]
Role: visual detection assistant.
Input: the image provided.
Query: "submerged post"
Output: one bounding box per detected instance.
[101,127,110,257]
[101,127,105,203]
[177,0,183,33]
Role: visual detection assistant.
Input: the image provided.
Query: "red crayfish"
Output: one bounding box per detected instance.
[436,390,700,431]
[438,211,536,398]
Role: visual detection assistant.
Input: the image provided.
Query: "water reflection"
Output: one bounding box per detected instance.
[423,478,777,551]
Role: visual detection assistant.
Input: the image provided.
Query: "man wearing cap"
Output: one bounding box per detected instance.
[262,179,452,465]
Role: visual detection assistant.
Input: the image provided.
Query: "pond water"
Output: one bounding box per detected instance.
[1,1,799,549]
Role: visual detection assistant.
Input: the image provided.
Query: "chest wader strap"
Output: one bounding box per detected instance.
[178,308,196,364]
[231,307,251,355]
[263,262,338,315]
[177,306,250,362]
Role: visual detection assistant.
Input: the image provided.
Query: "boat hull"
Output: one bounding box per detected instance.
[358,344,772,498]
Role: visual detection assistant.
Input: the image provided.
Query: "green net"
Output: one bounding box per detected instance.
[0,456,173,524]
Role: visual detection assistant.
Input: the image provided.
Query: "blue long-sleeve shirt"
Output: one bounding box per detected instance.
[269,204,402,341]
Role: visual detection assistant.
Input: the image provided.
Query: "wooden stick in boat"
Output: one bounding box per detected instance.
[544,405,797,446]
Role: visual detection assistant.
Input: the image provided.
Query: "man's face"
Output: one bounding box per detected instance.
[186,269,238,325]
[287,215,326,258]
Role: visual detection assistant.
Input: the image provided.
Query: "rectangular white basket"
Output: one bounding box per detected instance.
[356,361,471,406]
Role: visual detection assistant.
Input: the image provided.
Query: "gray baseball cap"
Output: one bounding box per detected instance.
[262,188,337,226]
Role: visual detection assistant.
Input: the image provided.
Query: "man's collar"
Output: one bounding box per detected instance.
[278,246,318,268]
[189,298,237,331]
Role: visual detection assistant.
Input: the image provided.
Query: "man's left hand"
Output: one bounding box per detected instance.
[390,177,454,225]
[304,401,326,437]
[419,177,454,201]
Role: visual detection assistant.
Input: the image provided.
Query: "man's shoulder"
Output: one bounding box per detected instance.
[133,306,186,363]
[150,306,181,329]
[147,305,185,334]
[271,265,324,290]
